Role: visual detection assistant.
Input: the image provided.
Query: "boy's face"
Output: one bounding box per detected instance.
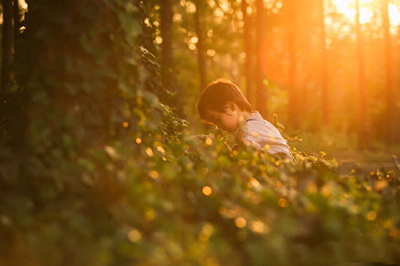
[206,108,238,133]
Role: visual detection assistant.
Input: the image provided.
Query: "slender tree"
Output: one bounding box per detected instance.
[1,0,14,95]
[241,0,254,106]
[1,0,27,152]
[382,0,397,144]
[160,0,173,89]
[13,0,21,37]
[255,0,267,116]
[319,0,329,126]
[355,0,368,147]
[159,0,185,115]
[287,0,298,128]
[194,0,207,90]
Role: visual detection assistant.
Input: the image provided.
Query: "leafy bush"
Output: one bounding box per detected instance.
[3,118,400,265]
[99,134,400,266]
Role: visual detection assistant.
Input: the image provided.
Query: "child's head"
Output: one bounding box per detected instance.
[196,79,252,132]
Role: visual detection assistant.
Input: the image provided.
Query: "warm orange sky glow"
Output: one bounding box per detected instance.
[332,0,400,27]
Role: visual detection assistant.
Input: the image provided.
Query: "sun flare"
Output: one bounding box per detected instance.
[389,3,400,25]
[332,0,400,26]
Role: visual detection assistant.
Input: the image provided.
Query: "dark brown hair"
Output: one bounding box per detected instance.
[196,79,252,122]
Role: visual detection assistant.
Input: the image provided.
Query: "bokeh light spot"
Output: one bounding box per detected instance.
[278,198,289,208]
[205,137,213,146]
[202,186,212,196]
[156,146,166,154]
[235,217,247,228]
[128,229,142,243]
[149,170,159,179]
[366,210,377,221]
[146,148,154,157]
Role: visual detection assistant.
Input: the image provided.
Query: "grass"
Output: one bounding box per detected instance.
[289,129,400,173]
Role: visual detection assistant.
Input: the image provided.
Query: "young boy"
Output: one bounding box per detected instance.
[196,79,292,160]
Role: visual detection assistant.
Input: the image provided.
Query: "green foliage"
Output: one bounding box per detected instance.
[4,126,400,265]
[1,1,400,266]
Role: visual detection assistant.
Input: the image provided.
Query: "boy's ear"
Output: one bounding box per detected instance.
[224,101,236,114]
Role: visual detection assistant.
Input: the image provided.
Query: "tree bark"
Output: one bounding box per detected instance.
[255,0,267,116]
[159,0,185,116]
[1,0,14,95]
[160,0,173,89]
[287,0,298,128]
[355,0,368,147]
[194,0,206,91]
[0,0,27,179]
[13,0,21,38]
[241,0,254,106]
[382,0,397,144]
[319,0,329,126]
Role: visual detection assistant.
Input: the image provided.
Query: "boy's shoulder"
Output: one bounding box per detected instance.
[242,112,281,136]
[244,112,272,128]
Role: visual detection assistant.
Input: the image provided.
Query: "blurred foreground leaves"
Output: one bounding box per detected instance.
[3,125,400,265]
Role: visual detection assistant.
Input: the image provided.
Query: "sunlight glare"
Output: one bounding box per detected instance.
[359,7,373,23]
[332,0,374,24]
[332,0,400,27]
[389,3,400,26]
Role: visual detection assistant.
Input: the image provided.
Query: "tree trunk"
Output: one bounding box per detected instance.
[194,0,206,91]
[287,0,298,128]
[355,0,368,147]
[1,0,14,95]
[159,0,184,115]
[160,0,173,89]
[319,0,329,126]
[241,0,254,106]
[255,0,267,116]
[13,0,20,37]
[382,0,397,144]
[0,0,26,184]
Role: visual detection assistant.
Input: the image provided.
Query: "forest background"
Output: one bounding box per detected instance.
[0,0,400,265]
[161,0,400,156]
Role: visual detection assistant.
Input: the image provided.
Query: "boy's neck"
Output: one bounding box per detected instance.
[236,109,252,121]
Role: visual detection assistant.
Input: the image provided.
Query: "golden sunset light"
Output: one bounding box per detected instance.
[332,0,400,27]
[2,0,400,264]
